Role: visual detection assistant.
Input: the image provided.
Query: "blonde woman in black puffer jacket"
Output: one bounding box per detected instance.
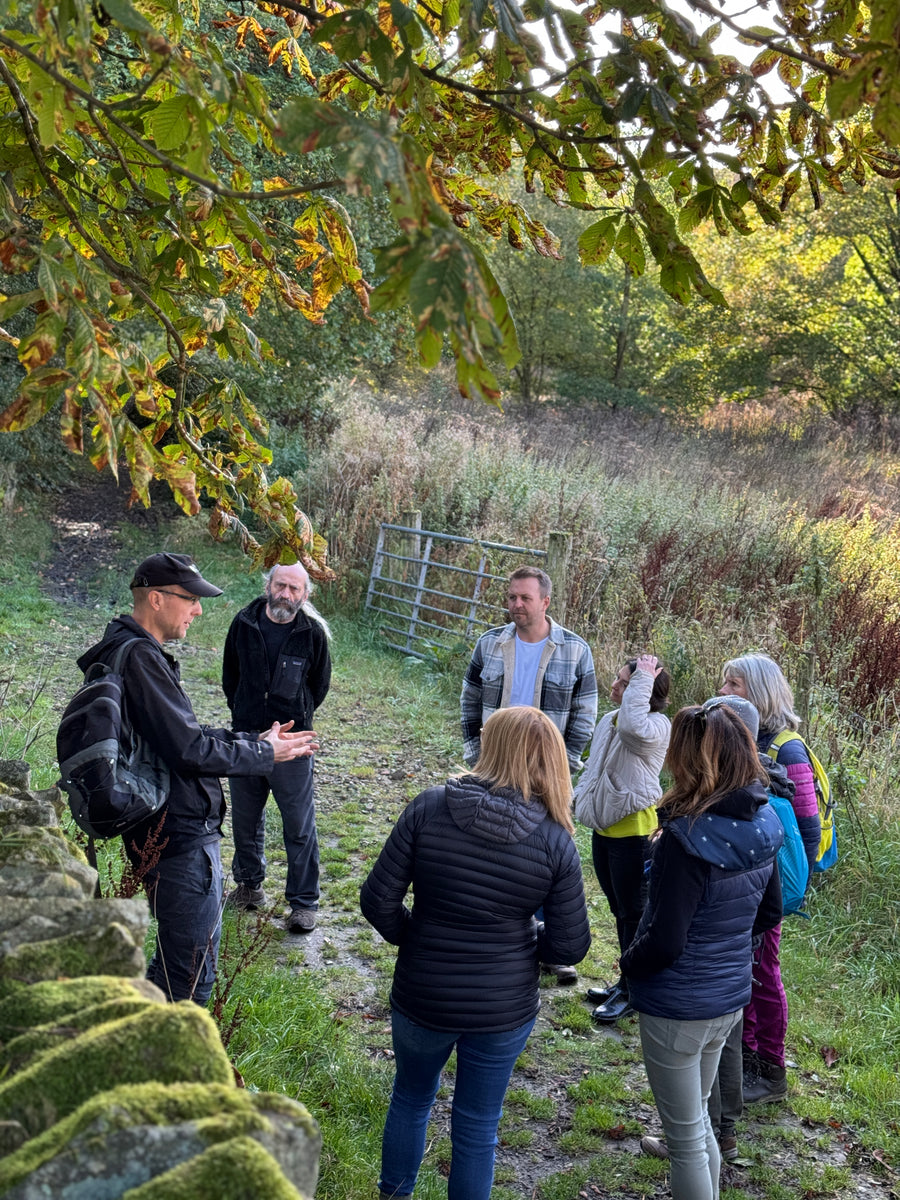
[361,706,591,1200]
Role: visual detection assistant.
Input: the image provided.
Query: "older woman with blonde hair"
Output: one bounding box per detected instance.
[361,706,591,1200]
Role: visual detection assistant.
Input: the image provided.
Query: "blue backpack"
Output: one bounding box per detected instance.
[766,790,810,916]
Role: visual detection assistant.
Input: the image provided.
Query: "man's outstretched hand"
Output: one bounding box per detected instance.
[261,721,320,762]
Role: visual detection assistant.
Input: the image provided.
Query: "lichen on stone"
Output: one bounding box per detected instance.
[0,1083,319,1197]
[0,917,147,995]
[0,995,163,1074]
[0,976,163,1040]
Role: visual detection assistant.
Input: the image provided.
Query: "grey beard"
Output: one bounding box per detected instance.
[267,599,301,622]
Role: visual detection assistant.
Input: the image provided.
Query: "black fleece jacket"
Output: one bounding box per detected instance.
[222,597,331,732]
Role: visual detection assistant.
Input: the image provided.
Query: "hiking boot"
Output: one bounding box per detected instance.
[287,907,317,933]
[718,1134,739,1162]
[227,883,267,911]
[743,1056,787,1104]
[641,1135,669,1159]
[541,963,578,985]
[742,1045,760,1091]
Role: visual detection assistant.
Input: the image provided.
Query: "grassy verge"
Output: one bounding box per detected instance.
[0,500,90,786]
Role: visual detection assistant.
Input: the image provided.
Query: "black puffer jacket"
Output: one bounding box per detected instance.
[360,777,591,1032]
[77,616,274,860]
[222,597,331,732]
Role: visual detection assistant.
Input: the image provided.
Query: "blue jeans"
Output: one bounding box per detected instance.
[639,1009,742,1200]
[380,1010,536,1200]
[229,757,319,910]
[144,841,223,1005]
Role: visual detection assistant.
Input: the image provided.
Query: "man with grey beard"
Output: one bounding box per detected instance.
[223,563,332,933]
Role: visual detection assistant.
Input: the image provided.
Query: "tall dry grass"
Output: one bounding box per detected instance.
[303,386,900,696]
[299,385,900,874]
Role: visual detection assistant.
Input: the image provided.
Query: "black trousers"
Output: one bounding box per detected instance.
[591,830,649,991]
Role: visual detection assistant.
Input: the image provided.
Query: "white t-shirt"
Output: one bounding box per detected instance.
[509,636,548,707]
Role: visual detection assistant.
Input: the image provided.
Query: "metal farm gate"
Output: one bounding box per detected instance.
[365,513,572,661]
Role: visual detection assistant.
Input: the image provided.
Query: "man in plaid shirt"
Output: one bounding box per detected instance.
[460,565,597,985]
[461,566,598,775]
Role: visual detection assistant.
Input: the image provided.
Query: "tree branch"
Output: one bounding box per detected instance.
[0,56,187,369]
[683,0,840,78]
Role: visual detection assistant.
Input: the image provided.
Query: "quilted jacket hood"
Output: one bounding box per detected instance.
[446,775,549,845]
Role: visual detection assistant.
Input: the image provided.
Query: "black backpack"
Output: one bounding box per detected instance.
[57,638,170,839]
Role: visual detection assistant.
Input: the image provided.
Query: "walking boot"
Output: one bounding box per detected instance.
[227,883,268,911]
[743,1055,787,1104]
[718,1134,739,1162]
[642,1133,739,1164]
[541,963,578,985]
[640,1135,669,1158]
[741,1045,760,1092]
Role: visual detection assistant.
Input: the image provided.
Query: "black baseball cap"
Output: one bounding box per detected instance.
[130,553,223,597]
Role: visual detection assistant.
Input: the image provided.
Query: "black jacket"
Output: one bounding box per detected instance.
[77,616,274,860]
[360,777,591,1032]
[222,597,331,732]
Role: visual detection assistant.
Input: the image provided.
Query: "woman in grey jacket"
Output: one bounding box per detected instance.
[361,706,590,1200]
[574,654,670,1023]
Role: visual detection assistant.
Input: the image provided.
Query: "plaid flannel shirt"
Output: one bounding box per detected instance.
[460,617,598,773]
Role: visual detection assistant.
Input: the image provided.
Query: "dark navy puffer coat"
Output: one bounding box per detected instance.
[360,777,591,1032]
[622,783,783,1021]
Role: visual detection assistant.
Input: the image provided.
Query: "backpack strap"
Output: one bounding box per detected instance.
[764,730,815,775]
[109,637,144,675]
[766,729,800,756]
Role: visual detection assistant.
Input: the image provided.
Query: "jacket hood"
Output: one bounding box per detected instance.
[709,780,770,820]
[664,781,783,871]
[760,754,793,800]
[446,775,549,845]
[660,780,768,825]
[76,615,162,674]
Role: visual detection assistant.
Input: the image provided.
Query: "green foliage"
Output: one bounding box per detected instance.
[2,0,900,556]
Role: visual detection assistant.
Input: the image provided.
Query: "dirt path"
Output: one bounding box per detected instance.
[39,472,167,606]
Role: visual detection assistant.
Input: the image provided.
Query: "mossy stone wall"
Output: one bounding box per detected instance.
[0,760,321,1199]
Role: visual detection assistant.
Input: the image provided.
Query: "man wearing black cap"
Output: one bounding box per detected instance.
[76,552,318,1006]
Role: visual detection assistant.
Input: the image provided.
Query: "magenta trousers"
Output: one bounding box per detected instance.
[741,924,787,1067]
